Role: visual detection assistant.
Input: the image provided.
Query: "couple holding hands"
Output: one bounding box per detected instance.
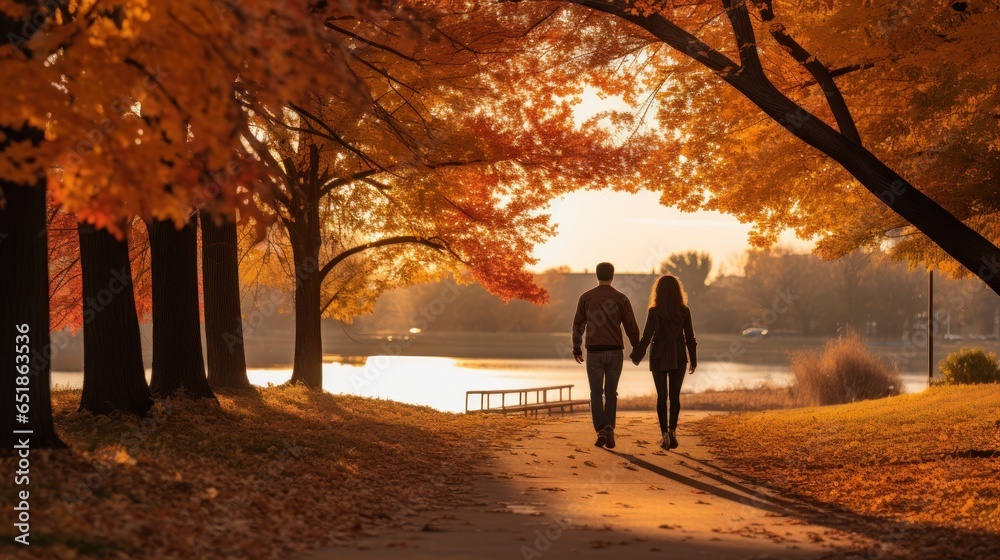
[571,262,698,451]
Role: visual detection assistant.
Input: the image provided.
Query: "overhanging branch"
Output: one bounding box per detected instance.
[756,0,862,145]
[318,235,448,281]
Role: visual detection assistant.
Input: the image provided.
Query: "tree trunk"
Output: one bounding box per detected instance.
[0,126,65,449]
[290,263,324,388]
[78,223,153,415]
[200,209,251,391]
[147,216,215,399]
[287,193,324,388]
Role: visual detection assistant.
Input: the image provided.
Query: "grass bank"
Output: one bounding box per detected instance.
[693,384,1000,559]
[619,384,799,412]
[0,386,522,559]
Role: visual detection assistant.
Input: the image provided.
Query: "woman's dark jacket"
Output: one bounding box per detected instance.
[630,306,697,372]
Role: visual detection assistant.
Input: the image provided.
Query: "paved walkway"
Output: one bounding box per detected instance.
[301,411,865,560]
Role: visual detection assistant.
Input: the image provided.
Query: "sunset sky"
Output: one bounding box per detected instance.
[534,88,812,277]
[531,189,811,277]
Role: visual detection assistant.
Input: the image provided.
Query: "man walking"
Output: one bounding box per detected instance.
[572,262,640,449]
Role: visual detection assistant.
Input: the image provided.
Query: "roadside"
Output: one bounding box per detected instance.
[302,411,869,560]
[694,384,1000,560]
[0,387,525,559]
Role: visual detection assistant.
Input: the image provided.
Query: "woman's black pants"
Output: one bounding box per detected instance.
[651,368,685,432]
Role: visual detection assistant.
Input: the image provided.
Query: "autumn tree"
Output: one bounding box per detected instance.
[659,251,712,300]
[1,1,64,448]
[741,248,839,336]
[2,1,361,437]
[242,1,664,387]
[626,2,999,279]
[552,0,1000,294]
[47,206,157,414]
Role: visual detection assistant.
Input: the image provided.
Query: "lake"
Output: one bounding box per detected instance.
[51,356,931,413]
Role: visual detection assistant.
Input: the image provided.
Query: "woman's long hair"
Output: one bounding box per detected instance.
[649,275,687,322]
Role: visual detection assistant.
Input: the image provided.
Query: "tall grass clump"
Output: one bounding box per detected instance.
[790,332,902,405]
[938,347,1000,385]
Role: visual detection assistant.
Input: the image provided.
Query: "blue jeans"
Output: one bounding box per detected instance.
[586,350,623,431]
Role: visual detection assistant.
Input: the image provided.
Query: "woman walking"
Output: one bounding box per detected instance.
[629,275,697,450]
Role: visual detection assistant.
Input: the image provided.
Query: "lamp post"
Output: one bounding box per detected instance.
[928,269,934,384]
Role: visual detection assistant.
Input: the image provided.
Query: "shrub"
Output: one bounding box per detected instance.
[791,332,903,405]
[938,347,1000,385]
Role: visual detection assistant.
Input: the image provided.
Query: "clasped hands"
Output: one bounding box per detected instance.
[628,349,644,366]
[627,350,698,375]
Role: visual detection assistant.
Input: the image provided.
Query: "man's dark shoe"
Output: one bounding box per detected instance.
[594,426,609,448]
[605,425,616,449]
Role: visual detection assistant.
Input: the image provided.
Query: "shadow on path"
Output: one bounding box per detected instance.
[673,452,803,508]
[603,449,790,515]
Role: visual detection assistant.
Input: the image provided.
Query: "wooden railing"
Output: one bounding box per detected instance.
[465,384,589,415]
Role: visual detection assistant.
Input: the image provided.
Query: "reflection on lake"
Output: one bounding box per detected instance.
[52,356,931,413]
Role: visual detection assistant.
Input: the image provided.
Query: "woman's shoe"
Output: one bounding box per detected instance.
[668,429,679,450]
[660,432,670,450]
[595,426,609,448]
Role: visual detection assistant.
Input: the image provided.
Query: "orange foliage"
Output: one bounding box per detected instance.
[48,208,153,332]
[243,1,674,313]
[1,0,354,234]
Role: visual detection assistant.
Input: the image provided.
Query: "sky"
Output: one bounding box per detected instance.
[529,89,812,277]
[529,189,811,277]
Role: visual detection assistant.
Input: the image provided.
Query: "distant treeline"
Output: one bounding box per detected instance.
[352,250,1000,339]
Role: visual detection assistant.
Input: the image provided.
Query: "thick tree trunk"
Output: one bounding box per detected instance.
[287,186,324,389]
[290,262,324,388]
[78,223,153,415]
[147,217,215,399]
[200,209,250,391]
[2,6,64,449]
[0,127,65,449]
[569,0,1000,296]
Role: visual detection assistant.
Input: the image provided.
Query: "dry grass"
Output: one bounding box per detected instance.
[0,386,524,559]
[694,385,1000,559]
[618,383,800,412]
[791,332,903,405]
[620,334,903,413]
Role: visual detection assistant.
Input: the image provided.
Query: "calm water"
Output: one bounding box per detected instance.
[51,357,930,413]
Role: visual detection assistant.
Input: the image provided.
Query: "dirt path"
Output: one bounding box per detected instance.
[300,411,866,559]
